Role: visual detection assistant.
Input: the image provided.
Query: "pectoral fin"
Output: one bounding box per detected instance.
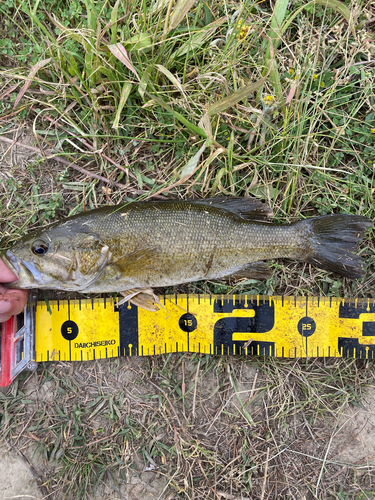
[113,246,161,274]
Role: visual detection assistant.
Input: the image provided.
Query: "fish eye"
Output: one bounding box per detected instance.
[32,240,49,256]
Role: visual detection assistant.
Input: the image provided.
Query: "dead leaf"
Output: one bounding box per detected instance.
[13,58,52,109]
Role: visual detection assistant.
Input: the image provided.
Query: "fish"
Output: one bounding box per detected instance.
[2,198,373,311]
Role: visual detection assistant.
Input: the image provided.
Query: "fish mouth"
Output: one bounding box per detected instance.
[4,249,20,277]
[4,250,41,288]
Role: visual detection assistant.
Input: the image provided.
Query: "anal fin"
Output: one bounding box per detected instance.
[229,261,272,280]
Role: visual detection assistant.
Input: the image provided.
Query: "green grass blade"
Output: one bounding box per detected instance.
[171,16,226,59]
[169,0,197,31]
[20,4,56,43]
[112,82,133,130]
[83,0,95,31]
[268,0,289,47]
[180,140,208,179]
[314,0,354,32]
[156,64,185,95]
[145,92,207,138]
[207,77,267,117]
[276,0,355,53]
[110,0,121,44]
[263,0,289,105]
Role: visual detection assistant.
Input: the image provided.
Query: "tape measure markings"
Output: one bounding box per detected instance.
[33,295,375,361]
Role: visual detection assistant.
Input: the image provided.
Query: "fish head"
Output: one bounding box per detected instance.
[3,222,112,291]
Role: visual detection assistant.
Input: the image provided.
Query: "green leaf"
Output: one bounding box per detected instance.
[124,33,152,53]
[268,0,289,46]
[314,0,354,32]
[277,0,355,52]
[263,0,289,105]
[83,0,95,31]
[138,75,147,100]
[248,184,279,200]
[155,64,185,95]
[145,91,207,138]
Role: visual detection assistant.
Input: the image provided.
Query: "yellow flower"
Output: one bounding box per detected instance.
[263,95,275,105]
[320,81,325,88]
[236,21,251,41]
[371,128,375,133]
[288,68,294,75]
[313,74,318,80]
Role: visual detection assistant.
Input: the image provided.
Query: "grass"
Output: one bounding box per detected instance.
[0,0,375,498]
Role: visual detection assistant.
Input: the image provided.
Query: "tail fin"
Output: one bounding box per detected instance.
[300,215,373,279]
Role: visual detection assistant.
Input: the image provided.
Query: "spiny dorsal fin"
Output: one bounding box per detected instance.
[189,197,273,222]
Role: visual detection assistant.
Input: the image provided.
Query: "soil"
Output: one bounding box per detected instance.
[1,358,375,500]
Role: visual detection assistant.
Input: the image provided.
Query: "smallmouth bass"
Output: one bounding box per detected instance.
[3,198,373,310]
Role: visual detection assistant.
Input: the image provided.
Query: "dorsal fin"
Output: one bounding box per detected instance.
[190,197,273,222]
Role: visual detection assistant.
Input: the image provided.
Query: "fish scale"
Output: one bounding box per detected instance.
[51,202,301,289]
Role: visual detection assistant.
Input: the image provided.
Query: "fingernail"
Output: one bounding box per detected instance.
[0,301,11,314]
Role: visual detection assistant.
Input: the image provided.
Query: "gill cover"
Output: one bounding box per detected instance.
[68,234,112,290]
[4,230,112,291]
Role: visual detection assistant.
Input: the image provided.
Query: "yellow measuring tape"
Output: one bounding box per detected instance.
[34,295,375,361]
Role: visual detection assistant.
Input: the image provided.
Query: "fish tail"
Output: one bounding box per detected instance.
[298,214,373,279]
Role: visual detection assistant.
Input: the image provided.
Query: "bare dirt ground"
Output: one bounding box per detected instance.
[1,355,375,500]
